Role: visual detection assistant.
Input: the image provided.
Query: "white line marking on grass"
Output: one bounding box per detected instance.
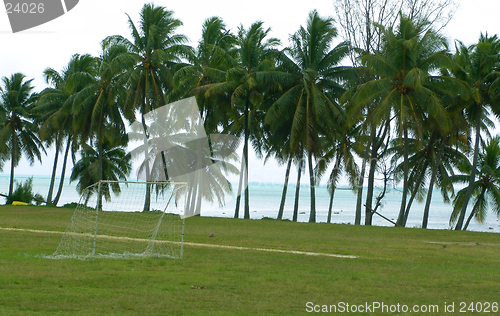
[183,242,357,258]
[0,227,357,259]
[0,227,64,234]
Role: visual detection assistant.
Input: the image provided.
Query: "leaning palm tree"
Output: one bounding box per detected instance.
[348,14,462,226]
[265,10,351,222]
[0,73,44,198]
[390,124,468,228]
[261,124,294,220]
[451,34,500,230]
[107,3,190,212]
[205,21,280,219]
[450,136,500,230]
[315,119,360,224]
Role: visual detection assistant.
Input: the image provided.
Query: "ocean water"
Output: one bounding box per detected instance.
[1,175,499,233]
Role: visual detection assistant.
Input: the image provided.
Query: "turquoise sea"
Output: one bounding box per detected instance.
[1,175,499,233]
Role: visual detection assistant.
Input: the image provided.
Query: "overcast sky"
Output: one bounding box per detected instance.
[1,0,499,184]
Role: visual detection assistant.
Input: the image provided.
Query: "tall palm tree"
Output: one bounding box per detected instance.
[0,73,44,198]
[71,39,134,208]
[107,3,190,212]
[35,54,95,205]
[348,14,461,226]
[450,136,500,230]
[265,10,351,222]
[205,21,280,219]
[451,34,500,230]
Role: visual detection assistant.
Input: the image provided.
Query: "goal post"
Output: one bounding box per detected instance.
[53,180,187,259]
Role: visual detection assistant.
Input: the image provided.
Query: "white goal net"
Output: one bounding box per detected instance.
[53,181,187,259]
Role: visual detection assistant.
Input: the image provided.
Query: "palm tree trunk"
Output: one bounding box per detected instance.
[189,171,199,216]
[243,96,250,219]
[365,135,378,225]
[308,151,316,223]
[422,143,444,229]
[9,153,15,198]
[365,120,390,225]
[194,128,204,216]
[234,154,244,218]
[195,183,203,216]
[463,188,486,230]
[396,127,409,227]
[143,184,152,212]
[404,186,417,223]
[53,135,72,206]
[455,114,481,230]
[84,192,91,206]
[160,151,169,181]
[277,157,292,220]
[403,166,427,224]
[141,116,151,213]
[327,187,336,224]
[355,157,367,225]
[97,138,104,211]
[463,209,476,231]
[46,133,61,205]
[293,161,302,222]
[327,154,341,224]
[186,182,194,215]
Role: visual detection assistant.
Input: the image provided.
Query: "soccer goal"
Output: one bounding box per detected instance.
[53,181,187,259]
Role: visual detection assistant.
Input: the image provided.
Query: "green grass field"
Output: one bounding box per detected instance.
[1,205,499,315]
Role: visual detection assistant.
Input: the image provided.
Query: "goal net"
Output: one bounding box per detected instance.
[53,181,187,259]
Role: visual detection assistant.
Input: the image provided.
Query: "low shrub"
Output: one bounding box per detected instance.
[7,178,35,205]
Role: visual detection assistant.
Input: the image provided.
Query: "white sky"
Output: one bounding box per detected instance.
[1,0,499,184]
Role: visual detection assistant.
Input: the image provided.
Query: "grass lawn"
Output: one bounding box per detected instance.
[1,205,500,315]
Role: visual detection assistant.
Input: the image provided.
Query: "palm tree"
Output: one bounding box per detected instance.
[390,125,468,227]
[0,73,44,198]
[70,134,131,205]
[315,118,360,224]
[450,136,500,230]
[72,40,132,187]
[107,3,190,212]
[348,14,461,226]
[451,34,500,230]
[420,96,470,228]
[35,54,95,205]
[174,16,237,132]
[118,3,190,111]
[205,21,280,219]
[342,90,392,226]
[260,110,305,221]
[265,10,351,222]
